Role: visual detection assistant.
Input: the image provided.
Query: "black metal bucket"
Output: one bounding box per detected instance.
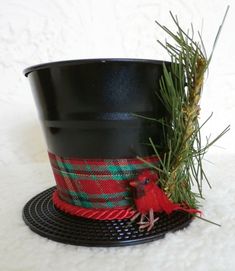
[24,58,167,158]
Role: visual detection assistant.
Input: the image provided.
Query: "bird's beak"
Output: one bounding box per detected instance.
[129,181,137,187]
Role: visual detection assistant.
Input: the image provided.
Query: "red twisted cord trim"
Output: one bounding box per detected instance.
[53,190,137,220]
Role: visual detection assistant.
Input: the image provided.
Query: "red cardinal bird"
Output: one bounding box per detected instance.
[129,170,201,231]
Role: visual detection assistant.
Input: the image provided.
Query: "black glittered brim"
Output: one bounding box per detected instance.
[22,186,193,247]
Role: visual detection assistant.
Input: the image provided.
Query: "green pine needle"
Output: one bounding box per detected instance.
[138,6,230,211]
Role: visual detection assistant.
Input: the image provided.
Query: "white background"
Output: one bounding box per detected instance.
[0,1,234,271]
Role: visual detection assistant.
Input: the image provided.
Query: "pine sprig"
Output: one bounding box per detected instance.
[146,7,230,209]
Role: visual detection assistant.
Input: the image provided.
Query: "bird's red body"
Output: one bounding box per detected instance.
[130,170,200,215]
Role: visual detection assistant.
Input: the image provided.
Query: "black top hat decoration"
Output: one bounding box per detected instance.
[23,7,230,247]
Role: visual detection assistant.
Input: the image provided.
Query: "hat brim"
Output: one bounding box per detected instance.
[22,186,193,247]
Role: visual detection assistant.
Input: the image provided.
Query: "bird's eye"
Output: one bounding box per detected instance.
[144,179,150,184]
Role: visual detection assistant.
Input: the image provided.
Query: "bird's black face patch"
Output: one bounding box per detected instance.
[133,183,145,198]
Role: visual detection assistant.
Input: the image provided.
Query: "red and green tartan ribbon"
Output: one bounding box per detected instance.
[48,152,159,220]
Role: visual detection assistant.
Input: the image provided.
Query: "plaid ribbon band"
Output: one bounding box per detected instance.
[48,152,159,209]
